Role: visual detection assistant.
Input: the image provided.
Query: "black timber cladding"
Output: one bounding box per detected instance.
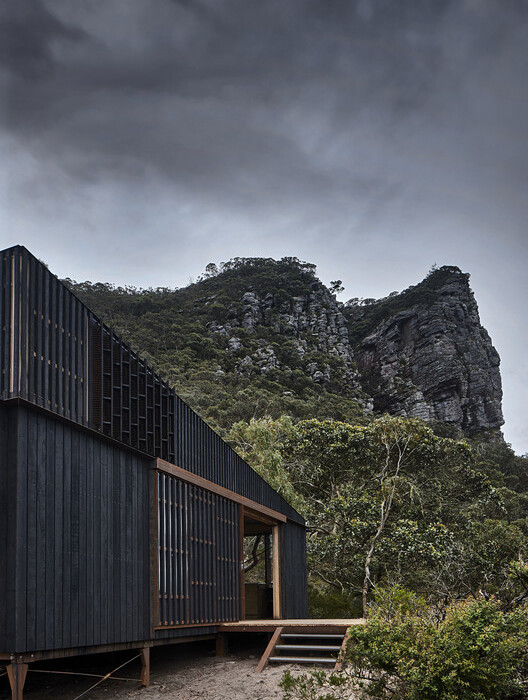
[0,402,17,651]
[173,395,301,522]
[0,246,90,426]
[0,244,308,656]
[281,521,309,619]
[0,245,175,463]
[1,403,151,653]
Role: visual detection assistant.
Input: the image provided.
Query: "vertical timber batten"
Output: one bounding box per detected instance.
[272,525,281,619]
[9,252,16,396]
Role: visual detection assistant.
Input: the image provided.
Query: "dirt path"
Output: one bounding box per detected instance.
[0,639,305,700]
[133,652,290,699]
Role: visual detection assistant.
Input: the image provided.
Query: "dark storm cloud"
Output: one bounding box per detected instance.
[0,0,86,80]
[2,0,451,112]
[3,0,526,210]
[2,0,525,227]
[2,0,527,240]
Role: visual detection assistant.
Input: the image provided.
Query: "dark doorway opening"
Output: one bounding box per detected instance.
[242,510,280,619]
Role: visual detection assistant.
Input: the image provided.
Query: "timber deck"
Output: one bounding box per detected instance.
[218,618,364,633]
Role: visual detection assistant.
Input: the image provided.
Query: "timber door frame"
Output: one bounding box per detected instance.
[272,523,281,619]
[241,506,282,620]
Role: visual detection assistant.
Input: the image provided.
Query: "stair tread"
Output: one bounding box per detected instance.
[275,645,341,652]
[270,656,336,664]
[281,633,344,638]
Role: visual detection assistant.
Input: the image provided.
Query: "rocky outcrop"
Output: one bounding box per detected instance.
[205,264,503,435]
[347,267,503,434]
[208,282,364,393]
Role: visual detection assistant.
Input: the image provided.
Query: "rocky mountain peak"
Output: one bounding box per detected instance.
[206,266,365,397]
[346,266,503,433]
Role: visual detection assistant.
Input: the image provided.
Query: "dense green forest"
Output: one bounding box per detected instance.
[65,260,528,699]
[236,416,527,698]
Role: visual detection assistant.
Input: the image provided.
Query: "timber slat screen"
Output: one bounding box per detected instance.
[91,321,175,462]
[0,245,89,425]
[0,246,175,462]
[157,472,240,627]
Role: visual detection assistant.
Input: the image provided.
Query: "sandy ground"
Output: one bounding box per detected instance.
[0,637,307,700]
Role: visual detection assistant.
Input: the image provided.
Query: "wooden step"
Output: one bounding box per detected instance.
[275,644,341,652]
[269,656,337,664]
[255,624,353,673]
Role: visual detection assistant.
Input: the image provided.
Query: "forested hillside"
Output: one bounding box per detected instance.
[66,258,368,432]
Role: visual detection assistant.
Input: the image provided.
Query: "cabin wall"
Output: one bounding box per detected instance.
[2,402,309,656]
[281,521,309,619]
[0,245,309,658]
[10,403,151,654]
[0,246,303,527]
[0,402,18,651]
[0,246,90,425]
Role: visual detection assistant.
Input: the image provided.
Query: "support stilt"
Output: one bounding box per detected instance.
[6,662,28,700]
[140,647,150,688]
[216,634,228,657]
[255,627,283,673]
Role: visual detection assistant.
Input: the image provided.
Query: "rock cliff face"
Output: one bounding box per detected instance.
[345,266,503,434]
[207,281,365,398]
[205,264,502,434]
[204,264,503,434]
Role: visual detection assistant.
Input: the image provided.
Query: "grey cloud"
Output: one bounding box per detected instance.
[6,0,524,199]
[0,0,86,80]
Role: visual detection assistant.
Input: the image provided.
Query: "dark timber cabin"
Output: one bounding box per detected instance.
[0,245,308,697]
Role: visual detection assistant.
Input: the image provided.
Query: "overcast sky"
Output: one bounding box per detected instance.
[1,0,527,453]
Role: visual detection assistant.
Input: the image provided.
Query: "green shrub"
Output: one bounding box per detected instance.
[280,669,350,700]
[281,590,528,700]
[308,586,359,619]
[350,593,528,699]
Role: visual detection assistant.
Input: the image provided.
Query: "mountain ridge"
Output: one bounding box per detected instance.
[64,258,503,439]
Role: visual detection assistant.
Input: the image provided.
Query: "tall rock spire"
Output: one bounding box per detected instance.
[348,266,503,433]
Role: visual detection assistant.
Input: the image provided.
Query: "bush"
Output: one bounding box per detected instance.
[281,589,528,700]
[308,586,359,619]
[350,592,528,699]
[280,669,351,700]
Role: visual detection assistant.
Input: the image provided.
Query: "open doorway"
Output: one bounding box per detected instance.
[242,508,281,620]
